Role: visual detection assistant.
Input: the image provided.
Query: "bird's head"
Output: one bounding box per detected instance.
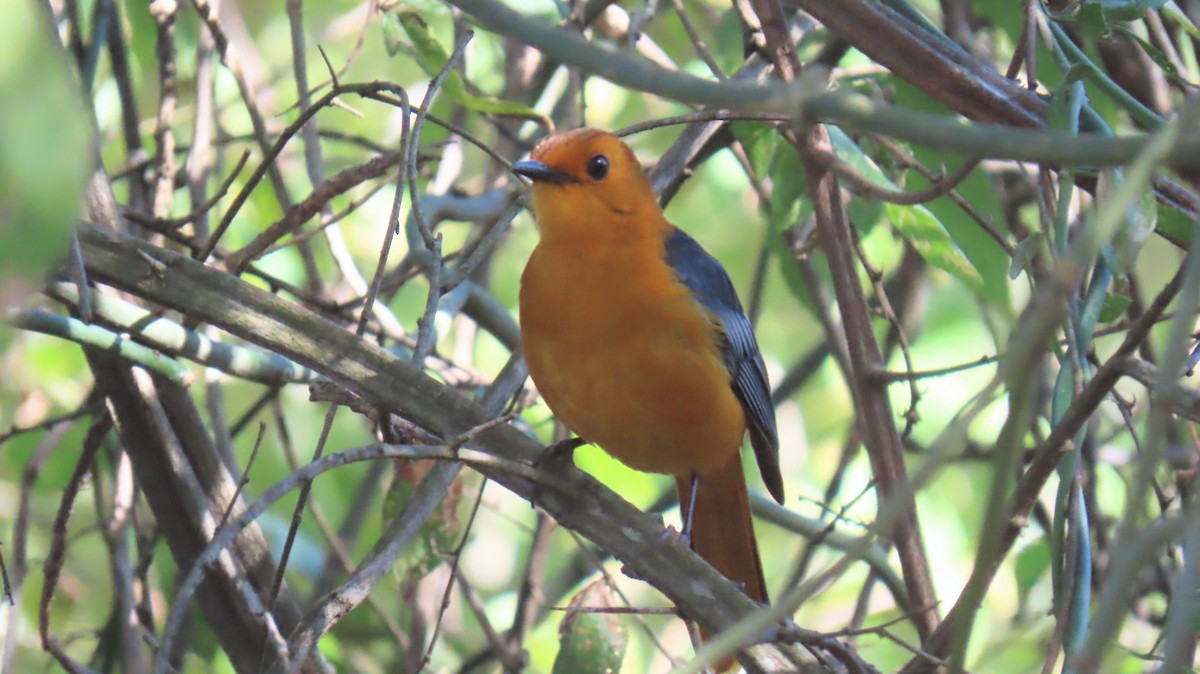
[512,128,665,242]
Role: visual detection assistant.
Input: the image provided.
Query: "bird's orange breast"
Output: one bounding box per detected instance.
[519,235,746,477]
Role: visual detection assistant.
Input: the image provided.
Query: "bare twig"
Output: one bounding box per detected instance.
[150,0,178,221]
[38,414,109,674]
[407,30,473,364]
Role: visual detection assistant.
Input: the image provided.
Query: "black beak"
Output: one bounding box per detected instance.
[512,159,576,184]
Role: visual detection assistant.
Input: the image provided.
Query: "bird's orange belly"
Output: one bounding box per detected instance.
[520,245,746,477]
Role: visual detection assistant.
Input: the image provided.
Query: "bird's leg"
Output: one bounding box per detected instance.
[659,473,701,550]
[679,473,701,548]
[529,437,587,508]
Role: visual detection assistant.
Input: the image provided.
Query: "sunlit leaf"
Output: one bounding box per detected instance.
[552,580,628,674]
[885,202,986,291]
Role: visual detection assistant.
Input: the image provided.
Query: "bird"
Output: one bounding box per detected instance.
[513,128,784,633]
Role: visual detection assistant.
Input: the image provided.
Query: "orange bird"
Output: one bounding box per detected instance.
[514,128,784,614]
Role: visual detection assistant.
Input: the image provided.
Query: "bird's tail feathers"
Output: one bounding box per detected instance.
[675,453,768,670]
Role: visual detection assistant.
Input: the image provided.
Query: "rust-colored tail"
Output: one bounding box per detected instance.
[675,454,767,670]
[675,452,769,606]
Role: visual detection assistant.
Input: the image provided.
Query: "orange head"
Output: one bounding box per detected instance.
[512,129,667,243]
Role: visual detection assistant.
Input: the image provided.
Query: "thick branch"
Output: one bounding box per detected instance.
[445,0,1200,170]
[76,223,840,673]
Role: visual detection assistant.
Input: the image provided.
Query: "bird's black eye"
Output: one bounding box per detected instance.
[586,154,610,181]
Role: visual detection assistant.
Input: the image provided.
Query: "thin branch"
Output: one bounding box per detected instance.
[9,309,193,386]
[46,282,315,385]
[408,30,474,364]
[38,414,109,674]
[224,149,403,270]
[817,151,982,207]
[200,80,411,265]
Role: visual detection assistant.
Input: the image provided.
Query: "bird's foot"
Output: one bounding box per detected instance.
[536,436,586,470]
[659,524,692,550]
[529,437,587,508]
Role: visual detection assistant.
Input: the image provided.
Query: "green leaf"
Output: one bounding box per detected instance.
[767,147,808,228]
[381,11,408,57]
[827,126,890,184]
[885,202,986,292]
[1113,26,1181,78]
[397,11,455,79]
[1156,202,1195,247]
[392,9,551,128]
[1015,541,1051,618]
[1113,190,1157,271]
[730,122,780,183]
[382,0,453,56]
[384,462,463,586]
[1088,0,1170,21]
[1098,293,1132,322]
[728,124,818,315]
[846,191,884,234]
[0,2,91,336]
[890,78,1010,307]
[1076,3,1113,39]
[1080,116,1179,262]
[826,127,984,292]
[1009,233,1044,280]
[1062,62,1097,86]
[713,7,751,75]
[1051,359,1075,428]
[552,580,628,674]
[1076,260,1112,347]
[765,171,818,316]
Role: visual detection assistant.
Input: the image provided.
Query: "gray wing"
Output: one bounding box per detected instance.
[663,227,783,504]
